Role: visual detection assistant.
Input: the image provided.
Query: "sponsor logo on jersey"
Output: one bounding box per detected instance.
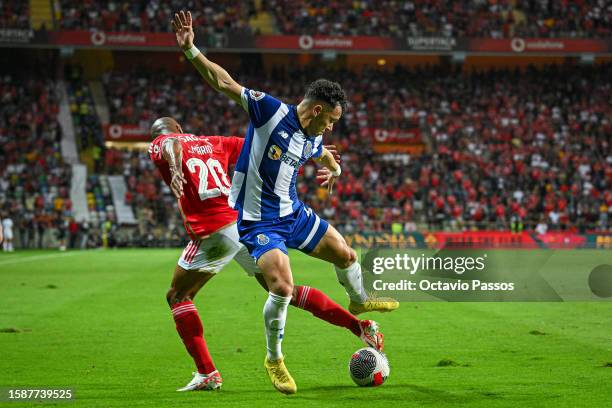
[257,234,270,245]
[304,141,313,158]
[268,145,282,160]
[280,153,299,168]
[249,90,265,101]
[268,145,299,168]
[278,130,289,139]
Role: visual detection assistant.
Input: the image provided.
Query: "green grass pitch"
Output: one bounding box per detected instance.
[0,249,610,407]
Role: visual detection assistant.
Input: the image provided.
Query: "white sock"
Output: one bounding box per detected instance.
[263,292,291,361]
[335,261,368,304]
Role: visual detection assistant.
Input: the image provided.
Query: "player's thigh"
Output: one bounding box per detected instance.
[257,248,293,297]
[309,223,356,269]
[233,243,261,277]
[235,244,299,299]
[178,225,243,273]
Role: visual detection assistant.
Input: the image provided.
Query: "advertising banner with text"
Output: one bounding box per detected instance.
[344,231,610,249]
[467,38,610,54]
[103,124,149,141]
[7,30,611,54]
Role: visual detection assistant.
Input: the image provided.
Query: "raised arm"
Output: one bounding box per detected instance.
[172,10,243,106]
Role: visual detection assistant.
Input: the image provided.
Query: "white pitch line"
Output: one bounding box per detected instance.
[0,252,82,267]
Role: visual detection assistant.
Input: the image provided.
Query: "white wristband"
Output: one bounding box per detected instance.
[331,166,342,177]
[184,45,201,60]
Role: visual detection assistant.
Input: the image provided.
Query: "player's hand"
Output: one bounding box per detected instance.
[169,167,188,199]
[316,168,337,195]
[324,144,341,164]
[172,10,194,51]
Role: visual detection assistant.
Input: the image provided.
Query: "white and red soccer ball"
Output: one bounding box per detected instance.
[349,347,390,386]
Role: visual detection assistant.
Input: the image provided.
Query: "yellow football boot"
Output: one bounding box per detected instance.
[349,295,400,315]
[264,356,297,395]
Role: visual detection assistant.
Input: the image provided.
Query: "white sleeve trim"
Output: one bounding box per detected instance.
[240,87,248,112]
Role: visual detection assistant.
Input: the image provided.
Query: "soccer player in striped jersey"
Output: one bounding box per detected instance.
[172,11,399,394]
[149,117,383,392]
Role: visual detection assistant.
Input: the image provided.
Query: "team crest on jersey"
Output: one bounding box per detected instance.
[257,234,270,245]
[249,90,265,101]
[268,145,282,160]
[304,141,313,158]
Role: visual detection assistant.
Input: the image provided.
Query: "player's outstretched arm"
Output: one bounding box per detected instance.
[161,138,187,199]
[172,10,242,106]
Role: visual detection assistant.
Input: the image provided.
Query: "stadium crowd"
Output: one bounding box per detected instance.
[1,60,609,249]
[0,0,29,29]
[52,0,612,39]
[0,77,76,250]
[104,147,184,247]
[102,63,611,237]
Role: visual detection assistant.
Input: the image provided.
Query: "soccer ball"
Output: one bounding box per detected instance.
[349,347,390,386]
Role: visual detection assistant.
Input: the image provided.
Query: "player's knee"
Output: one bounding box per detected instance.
[266,276,293,297]
[335,245,356,269]
[273,281,293,298]
[166,287,192,305]
[165,288,176,305]
[267,275,293,297]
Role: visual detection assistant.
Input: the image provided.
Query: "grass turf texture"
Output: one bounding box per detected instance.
[0,249,610,407]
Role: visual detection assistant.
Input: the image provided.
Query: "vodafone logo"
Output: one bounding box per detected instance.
[374,129,388,142]
[511,38,525,53]
[91,31,107,46]
[299,35,314,50]
[108,124,122,139]
[510,38,566,53]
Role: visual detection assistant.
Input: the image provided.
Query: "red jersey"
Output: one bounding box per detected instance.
[149,133,244,240]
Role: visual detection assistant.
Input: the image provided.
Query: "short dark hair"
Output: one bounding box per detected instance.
[304,79,347,111]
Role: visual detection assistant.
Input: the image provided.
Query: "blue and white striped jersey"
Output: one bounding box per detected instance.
[228,88,324,221]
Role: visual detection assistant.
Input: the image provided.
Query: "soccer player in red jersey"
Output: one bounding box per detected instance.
[148,117,383,391]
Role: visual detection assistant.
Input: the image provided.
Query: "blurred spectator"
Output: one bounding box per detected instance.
[1,213,13,251]
[68,218,79,248]
[80,220,90,249]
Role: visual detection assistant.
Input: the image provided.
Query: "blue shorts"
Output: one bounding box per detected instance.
[237,204,329,262]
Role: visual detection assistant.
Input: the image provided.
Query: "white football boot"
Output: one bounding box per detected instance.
[176,370,222,391]
[359,320,384,352]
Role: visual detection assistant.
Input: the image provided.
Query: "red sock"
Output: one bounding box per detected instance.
[292,286,361,336]
[171,301,216,375]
